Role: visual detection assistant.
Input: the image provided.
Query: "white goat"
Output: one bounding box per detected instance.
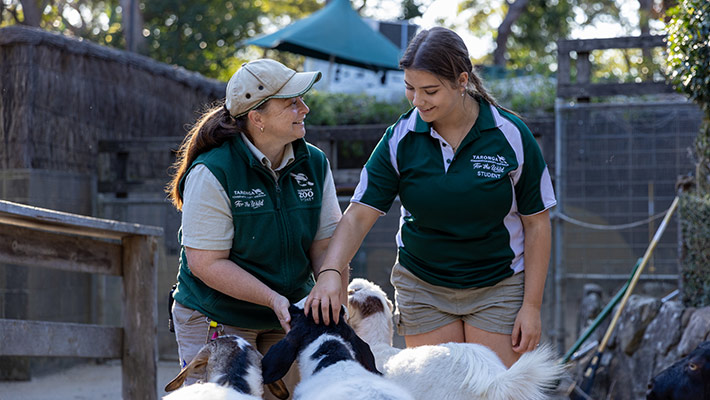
[261,298,415,400]
[347,278,565,400]
[163,334,264,400]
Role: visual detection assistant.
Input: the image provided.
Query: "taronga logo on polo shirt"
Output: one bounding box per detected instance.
[470,154,508,179]
[290,172,314,187]
[290,173,315,202]
[232,188,266,209]
[291,172,313,201]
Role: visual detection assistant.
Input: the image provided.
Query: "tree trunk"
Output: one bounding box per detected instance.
[493,0,529,66]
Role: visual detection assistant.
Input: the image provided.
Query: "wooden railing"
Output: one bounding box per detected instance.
[0,200,163,400]
[97,125,388,197]
[557,35,674,100]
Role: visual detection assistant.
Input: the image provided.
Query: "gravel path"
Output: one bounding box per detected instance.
[0,360,181,400]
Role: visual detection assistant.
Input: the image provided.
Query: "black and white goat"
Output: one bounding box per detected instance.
[261,298,415,400]
[163,334,264,400]
[347,278,565,400]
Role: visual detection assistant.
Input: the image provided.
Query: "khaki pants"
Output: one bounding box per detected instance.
[171,301,300,400]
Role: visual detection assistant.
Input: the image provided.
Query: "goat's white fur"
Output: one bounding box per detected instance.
[293,334,414,400]
[347,278,565,400]
[163,381,261,400]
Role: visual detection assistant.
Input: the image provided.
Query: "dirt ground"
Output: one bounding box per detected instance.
[0,360,181,400]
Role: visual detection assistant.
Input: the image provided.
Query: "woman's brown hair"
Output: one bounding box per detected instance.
[399,27,508,112]
[166,103,248,210]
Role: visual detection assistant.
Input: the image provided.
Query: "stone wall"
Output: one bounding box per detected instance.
[570,293,710,399]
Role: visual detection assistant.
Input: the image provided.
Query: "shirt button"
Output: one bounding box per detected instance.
[446,159,452,163]
[442,142,447,147]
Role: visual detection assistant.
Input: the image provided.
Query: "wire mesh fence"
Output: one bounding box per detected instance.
[553,100,704,349]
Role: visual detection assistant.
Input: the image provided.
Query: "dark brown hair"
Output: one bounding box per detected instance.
[400,27,505,110]
[166,103,251,210]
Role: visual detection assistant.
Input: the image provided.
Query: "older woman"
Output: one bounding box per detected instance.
[166,59,344,399]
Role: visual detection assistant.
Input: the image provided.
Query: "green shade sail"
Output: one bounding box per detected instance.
[245,0,402,71]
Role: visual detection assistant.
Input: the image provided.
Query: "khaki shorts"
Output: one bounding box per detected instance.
[390,262,525,336]
[172,301,300,400]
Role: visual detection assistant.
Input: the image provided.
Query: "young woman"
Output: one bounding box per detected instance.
[166,59,344,398]
[306,27,555,367]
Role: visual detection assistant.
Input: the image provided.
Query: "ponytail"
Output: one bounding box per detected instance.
[166,103,245,210]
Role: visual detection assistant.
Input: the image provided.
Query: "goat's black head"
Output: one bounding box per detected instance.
[261,302,380,397]
[646,341,710,400]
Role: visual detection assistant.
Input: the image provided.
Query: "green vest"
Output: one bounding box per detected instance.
[174,137,328,329]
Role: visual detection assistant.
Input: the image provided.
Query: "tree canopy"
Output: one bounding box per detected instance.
[1,0,323,79]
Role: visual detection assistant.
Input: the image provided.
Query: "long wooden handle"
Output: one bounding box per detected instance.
[597,195,680,352]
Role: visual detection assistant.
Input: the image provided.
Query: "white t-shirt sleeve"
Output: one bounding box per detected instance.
[181,164,234,250]
[314,164,342,241]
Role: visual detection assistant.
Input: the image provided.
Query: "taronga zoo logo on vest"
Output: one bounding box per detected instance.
[291,173,315,202]
[470,154,508,179]
[231,188,266,209]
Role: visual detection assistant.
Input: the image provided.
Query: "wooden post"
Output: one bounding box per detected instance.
[122,234,158,400]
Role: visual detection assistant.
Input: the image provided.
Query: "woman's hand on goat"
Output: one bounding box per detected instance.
[305,270,343,325]
[511,303,541,353]
[270,292,292,333]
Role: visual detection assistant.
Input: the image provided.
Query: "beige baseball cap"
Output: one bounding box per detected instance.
[225,59,322,118]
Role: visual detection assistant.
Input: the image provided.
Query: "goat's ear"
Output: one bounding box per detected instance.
[164,346,211,391]
[266,379,290,400]
[342,324,381,375]
[261,332,301,384]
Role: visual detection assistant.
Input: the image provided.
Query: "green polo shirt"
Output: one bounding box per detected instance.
[352,98,556,288]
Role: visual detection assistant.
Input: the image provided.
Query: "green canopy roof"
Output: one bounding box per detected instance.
[245,0,402,71]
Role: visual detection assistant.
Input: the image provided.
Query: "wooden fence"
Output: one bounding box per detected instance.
[0,200,163,400]
[557,35,675,100]
[97,124,390,198]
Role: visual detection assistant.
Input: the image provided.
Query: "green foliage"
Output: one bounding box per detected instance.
[485,75,555,115]
[141,0,263,79]
[666,0,710,194]
[679,192,710,308]
[668,0,710,307]
[400,0,423,20]
[1,0,124,46]
[666,0,710,116]
[460,0,621,72]
[2,0,323,80]
[303,91,410,126]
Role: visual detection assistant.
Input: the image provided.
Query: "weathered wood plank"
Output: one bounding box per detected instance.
[577,51,591,85]
[557,81,675,98]
[0,319,122,358]
[97,179,168,195]
[306,124,388,141]
[558,35,666,52]
[0,200,163,237]
[98,137,183,153]
[557,50,571,85]
[0,223,122,275]
[122,235,158,400]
